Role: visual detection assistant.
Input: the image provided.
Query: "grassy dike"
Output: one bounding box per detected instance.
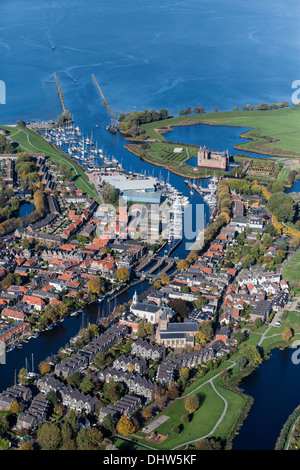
[122,107,300,179]
[2,124,100,201]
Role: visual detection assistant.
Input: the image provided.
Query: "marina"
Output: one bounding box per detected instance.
[184,175,219,207]
[43,122,121,172]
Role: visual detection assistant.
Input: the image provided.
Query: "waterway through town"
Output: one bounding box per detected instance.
[0,280,150,392]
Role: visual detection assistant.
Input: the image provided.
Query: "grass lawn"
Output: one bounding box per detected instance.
[136,382,226,450]
[254,311,300,352]
[271,310,300,335]
[2,125,100,201]
[243,333,262,347]
[282,250,300,283]
[277,166,291,181]
[203,375,247,444]
[112,436,152,451]
[140,107,300,158]
[127,360,246,450]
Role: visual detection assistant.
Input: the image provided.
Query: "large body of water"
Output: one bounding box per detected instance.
[0,0,299,125]
[0,0,299,450]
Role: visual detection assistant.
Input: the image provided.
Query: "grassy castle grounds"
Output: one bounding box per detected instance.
[123,107,300,179]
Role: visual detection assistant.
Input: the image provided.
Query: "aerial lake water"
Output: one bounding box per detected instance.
[163,123,280,160]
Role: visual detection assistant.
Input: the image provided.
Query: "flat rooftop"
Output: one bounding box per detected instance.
[102,174,157,191]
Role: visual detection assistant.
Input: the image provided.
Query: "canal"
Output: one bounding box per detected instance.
[232,347,300,450]
[18,201,34,219]
[0,279,150,392]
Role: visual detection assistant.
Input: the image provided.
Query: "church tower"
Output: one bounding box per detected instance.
[132,290,138,305]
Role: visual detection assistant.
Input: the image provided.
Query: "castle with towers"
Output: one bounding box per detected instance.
[197,146,229,171]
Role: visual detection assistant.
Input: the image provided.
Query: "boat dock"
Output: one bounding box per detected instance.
[185,179,214,194]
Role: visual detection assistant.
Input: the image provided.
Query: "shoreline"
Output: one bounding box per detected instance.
[154,120,300,160]
[123,143,221,180]
[136,108,300,161]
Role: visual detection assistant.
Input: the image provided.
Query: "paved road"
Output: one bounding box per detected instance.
[257,294,300,346]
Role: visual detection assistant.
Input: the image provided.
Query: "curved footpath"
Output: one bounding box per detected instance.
[117,361,236,451]
[171,362,235,450]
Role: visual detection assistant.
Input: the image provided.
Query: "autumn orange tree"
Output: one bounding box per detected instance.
[116,415,135,436]
[87,276,104,295]
[39,361,51,375]
[185,394,200,414]
[282,327,293,342]
[9,400,24,415]
[177,259,190,271]
[116,267,130,283]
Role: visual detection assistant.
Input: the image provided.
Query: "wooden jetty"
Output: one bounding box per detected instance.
[54,73,67,113]
[185,180,213,194]
[92,74,117,119]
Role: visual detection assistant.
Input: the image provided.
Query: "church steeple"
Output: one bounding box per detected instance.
[133,290,138,305]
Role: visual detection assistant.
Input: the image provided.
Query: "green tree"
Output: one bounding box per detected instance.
[76,427,104,450]
[267,192,295,223]
[0,437,10,450]
[193,293,207,310]
[46,389,59,405]
[79,377,94,394]
[103,381,126,404]
[101,413,115,436]
[197,320,213,343]
[102,184,120,205]
[170,424,181,436]
[239,344,262,366]
[37,423,62,450]
[0,416,9,436]
[18,367,29,386]
[93,351,106,368]
[168,298,190,321]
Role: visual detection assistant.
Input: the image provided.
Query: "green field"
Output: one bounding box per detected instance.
[140,107,300,158]
[2,125,99,201]
[122,107,300,179]
[277,166,291,181]
[125,360,248,450]
[116,315,300,451]
[282,250,300,283]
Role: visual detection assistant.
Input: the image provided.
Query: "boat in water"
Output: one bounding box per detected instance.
[106,124,119,134]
